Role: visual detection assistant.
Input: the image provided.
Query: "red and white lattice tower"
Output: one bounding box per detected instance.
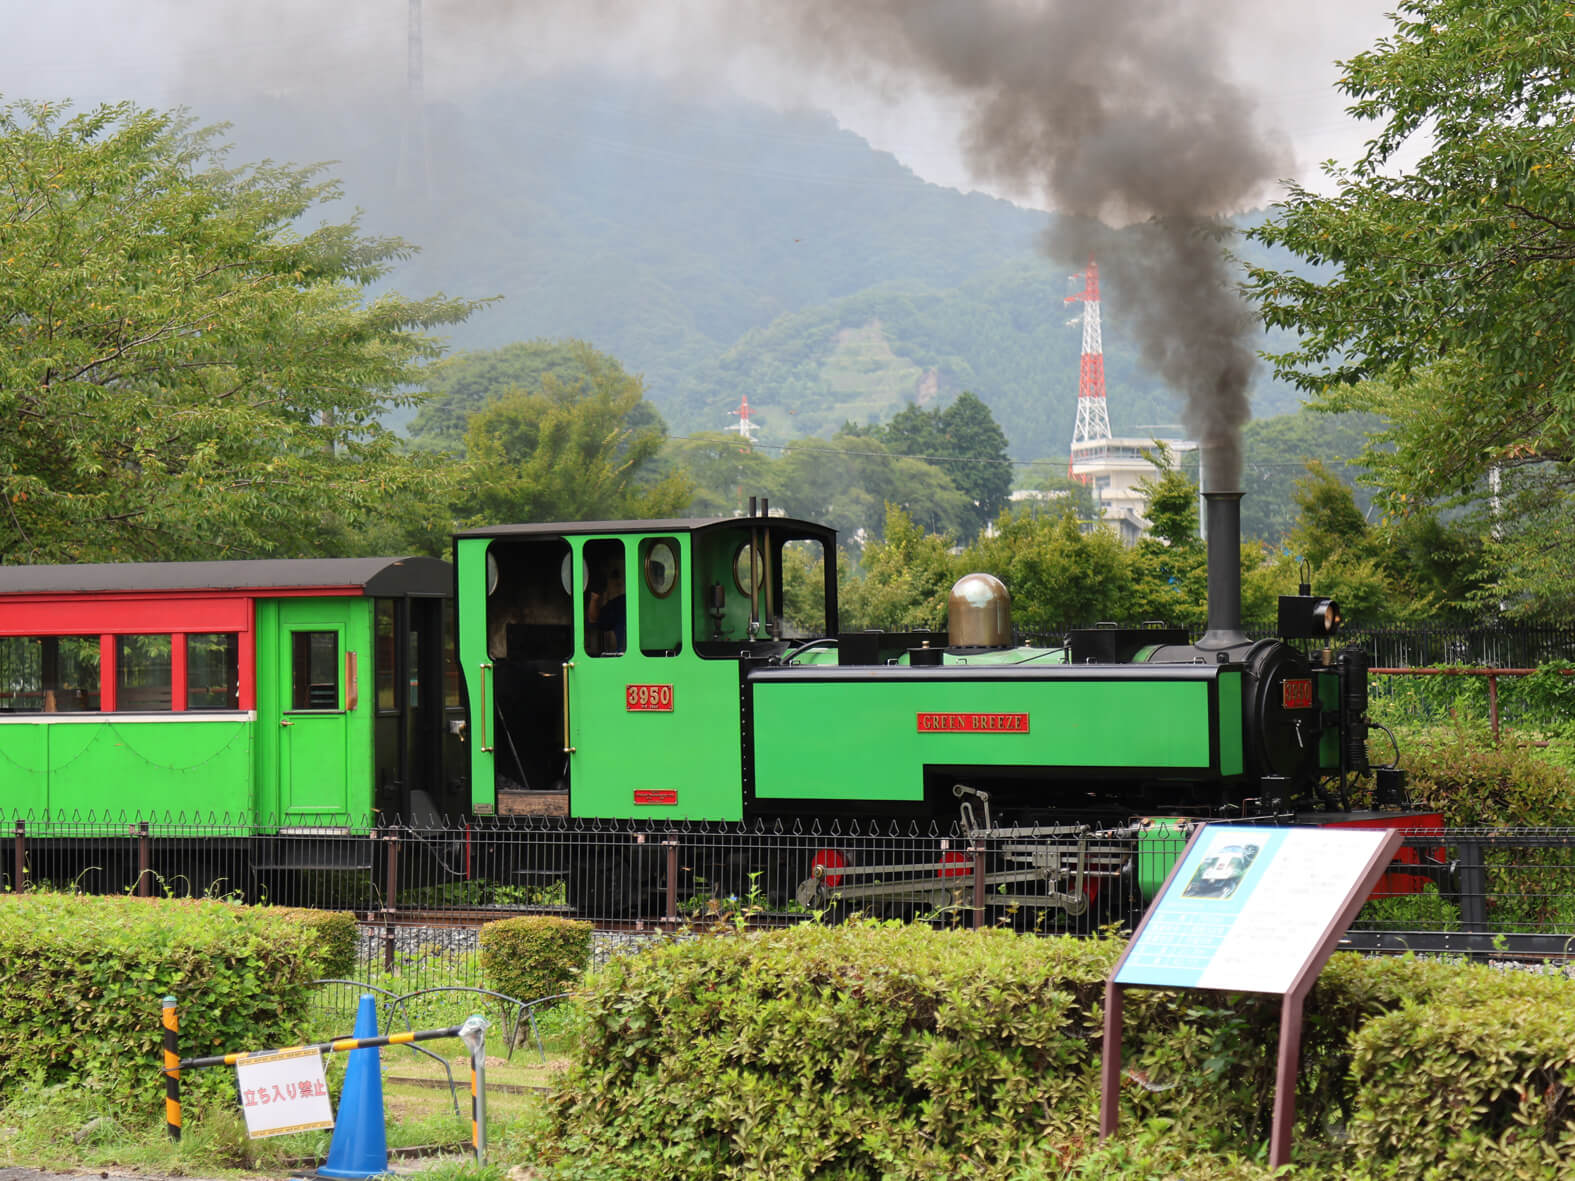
[729,394,759,442]
[1064,258,1112,473]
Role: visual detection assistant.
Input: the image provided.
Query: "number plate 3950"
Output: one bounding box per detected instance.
[626,684,674,712]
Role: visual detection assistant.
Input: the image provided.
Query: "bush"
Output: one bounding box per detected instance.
[540,925,1448,1179]
[1114,953,1455,1151]
[1401,733,1575,928]
[275,908,358,980]
[533,926,1541,1180]
[1403,730,1575,826]
[1347,967,1575,1179]
[0,894,332,1100]
[479,916,591,1006]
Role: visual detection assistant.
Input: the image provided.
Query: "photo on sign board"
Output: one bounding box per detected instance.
[1181,843,1260,901]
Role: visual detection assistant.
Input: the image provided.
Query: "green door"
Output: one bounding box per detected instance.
[567,535,743,820]
[278,601,356,821]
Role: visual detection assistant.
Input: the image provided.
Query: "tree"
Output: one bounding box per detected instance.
[1286,462,1369,573]
[960,509,1131,633]
[455,346,691,525]
[407,339,663,455]
[874,392,1013,539]
[1245,1,1575,611]
[0,100,482,563]
[659,430,775,519]
[838,504,960,631]
[1032,470,1098,522]
[1129,446,1207,628]
[1238,411,1383,545]
[770,435,893,545]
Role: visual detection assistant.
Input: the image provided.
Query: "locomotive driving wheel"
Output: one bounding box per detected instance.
[795,847,851,911]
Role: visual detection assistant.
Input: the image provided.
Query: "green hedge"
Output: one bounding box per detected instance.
[274,907,359,981]
[0,894,343,1100]
[479,915,592,1007]
[1348,969,1575,1179]
[539,926,1575,1180]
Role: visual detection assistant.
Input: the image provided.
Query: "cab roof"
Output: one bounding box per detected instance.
[455,515,837,544]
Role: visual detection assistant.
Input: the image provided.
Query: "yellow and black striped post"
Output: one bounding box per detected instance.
[161,995,181,1142]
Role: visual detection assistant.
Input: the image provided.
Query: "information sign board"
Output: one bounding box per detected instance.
[235,1046,334,1139]
[1101,821,1403,1169]
[1113,823,1393,993]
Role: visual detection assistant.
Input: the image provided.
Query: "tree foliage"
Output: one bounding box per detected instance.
[1127,447,1208,628]
[837,504,959,631]
[1245,1,1575,611]
[960,509,1131,633]
[407,338,666,456]
[455,343,691,525]
[659,430,775,519]
[0,99,482,563]
[1238,410,1382,544]
[867,392,1013,539]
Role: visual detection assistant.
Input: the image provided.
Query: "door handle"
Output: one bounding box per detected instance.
[562,660,575,754]
[480,663,493,753]
[280,719,294,728]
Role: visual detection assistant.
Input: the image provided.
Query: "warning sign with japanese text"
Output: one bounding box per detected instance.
[234,1047,334,1138]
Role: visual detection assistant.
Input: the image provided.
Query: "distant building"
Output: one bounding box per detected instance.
[1069,435,1197,546]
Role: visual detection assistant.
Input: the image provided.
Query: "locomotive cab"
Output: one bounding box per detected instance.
[455,511,839,821]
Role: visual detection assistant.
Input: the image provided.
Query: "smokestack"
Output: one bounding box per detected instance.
[1199,490,1245,652]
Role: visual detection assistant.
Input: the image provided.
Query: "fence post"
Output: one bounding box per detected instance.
[382,826,401,972]
[970,843,986,929]
[634,832,648,927]
[1457,840,1488,932]
[12,818,24,892]
[1487,672,1501,745]
[663,837,679,929]
[137,820,152,897]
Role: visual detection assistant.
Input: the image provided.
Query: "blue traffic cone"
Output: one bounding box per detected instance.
[317,994,390,1179]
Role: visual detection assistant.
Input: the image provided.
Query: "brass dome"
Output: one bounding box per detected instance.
[948,573,1012,648]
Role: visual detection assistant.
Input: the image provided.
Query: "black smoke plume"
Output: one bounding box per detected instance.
[727,0,1289,490]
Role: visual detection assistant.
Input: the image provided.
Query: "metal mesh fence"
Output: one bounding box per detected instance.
[10,813,1575,975]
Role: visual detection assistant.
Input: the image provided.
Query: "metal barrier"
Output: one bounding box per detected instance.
[1371,666,1575,743]
[158,994,490,1162]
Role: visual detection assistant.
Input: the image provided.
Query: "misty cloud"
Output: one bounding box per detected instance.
[13,0,1294,487]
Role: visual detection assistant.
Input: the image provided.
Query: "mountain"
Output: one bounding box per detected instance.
[205,73,1310,461]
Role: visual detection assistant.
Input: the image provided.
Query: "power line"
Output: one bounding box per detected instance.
[663,432,1370,475]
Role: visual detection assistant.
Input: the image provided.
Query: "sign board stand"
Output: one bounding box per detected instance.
[1099,823,1403,1169]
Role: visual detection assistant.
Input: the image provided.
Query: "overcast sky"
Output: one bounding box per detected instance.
[2,0,1403,209]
